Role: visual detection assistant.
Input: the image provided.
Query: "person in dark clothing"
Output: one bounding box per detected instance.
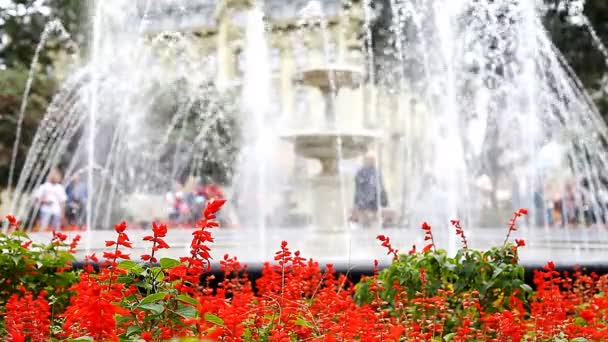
[353,153,388,227]
[65,174,87,227]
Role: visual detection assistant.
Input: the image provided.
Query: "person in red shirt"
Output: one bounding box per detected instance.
[202,182,224,200]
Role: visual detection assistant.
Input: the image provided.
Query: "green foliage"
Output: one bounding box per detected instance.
[0,229,78,332]
[355,243,531,313]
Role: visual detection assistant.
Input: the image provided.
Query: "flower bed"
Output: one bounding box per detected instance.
[0,204,607,341]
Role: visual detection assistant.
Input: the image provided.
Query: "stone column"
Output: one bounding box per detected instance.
[216,13,232,88]
[277,32,295,120]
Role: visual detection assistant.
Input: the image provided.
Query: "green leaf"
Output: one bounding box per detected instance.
[574,317,587,326]
[242,328,252,340]
[175,305,197,319]
[176,294,199,306]
[132,265,147,276]
[117,276,134,284]
[160,258,180,269]
[520,284,533,292]
[150,267,165,282]
[137,303,165,315]
[125,325,142,337]
[11,231,29,239]
[68,337,94,342]
[204,313,225,327]
[116,315,135,325]
[117,260,138,271]
[139,292,168,305]
[443,333,456,341]
[134,281,153,290]
[293,317,314,328]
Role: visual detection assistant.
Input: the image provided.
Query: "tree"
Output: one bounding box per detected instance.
[543,0,608,117]
[0,0,86,69]
[0,0,86,190]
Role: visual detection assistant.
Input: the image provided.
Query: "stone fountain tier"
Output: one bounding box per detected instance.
[282,130,379,231]
[295,64,363,91]
[281,130,379,174]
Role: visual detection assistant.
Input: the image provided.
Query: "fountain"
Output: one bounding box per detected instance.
[6,0,608,265]
[282,64,378,231]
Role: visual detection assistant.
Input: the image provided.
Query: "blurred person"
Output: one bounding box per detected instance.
[552,191,564,228]
[189,177,209,223]
[33,168,67,231]
[353,153,388,228]
[533,185,546,227]
[166,181,189,223]
[66,173,87,226]
[563,182,581,226]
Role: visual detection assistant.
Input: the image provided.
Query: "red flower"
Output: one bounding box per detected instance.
[421,222,431,231]
[421,222,436,252]
[152,222,168,237]
[60,276,128,341]
[141,254,157,263]
[141,332,153,341]
[141,222,171,263]
[580,309,596,322]
[117,233,132,248]
[52,230,68,243]
[204,198,226,219]
[408,244,417,255]
[503,208,528,246]
[5,290,51,342]
[69,235,81,253]
[376,235,399,260]
[515,239,525,247]
[6,214,19,228]
[114,221,127,233]
[422,244,433,253]
[103,250,130,260]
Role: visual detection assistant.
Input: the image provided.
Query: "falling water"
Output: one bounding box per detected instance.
[86,1,102,251]
[345,0,608,256]
[9,0,608,263]
[240,3,273,259]
[7,20,76,200]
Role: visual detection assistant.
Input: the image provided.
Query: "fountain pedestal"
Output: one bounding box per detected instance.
[283,65,378,231]
[310,174,345,231]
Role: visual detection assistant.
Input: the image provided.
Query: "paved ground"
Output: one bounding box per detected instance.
[26,224,608,268]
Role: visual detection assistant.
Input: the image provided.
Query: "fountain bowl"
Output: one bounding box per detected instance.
[295,64,363,91]
[280,129,380,161]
